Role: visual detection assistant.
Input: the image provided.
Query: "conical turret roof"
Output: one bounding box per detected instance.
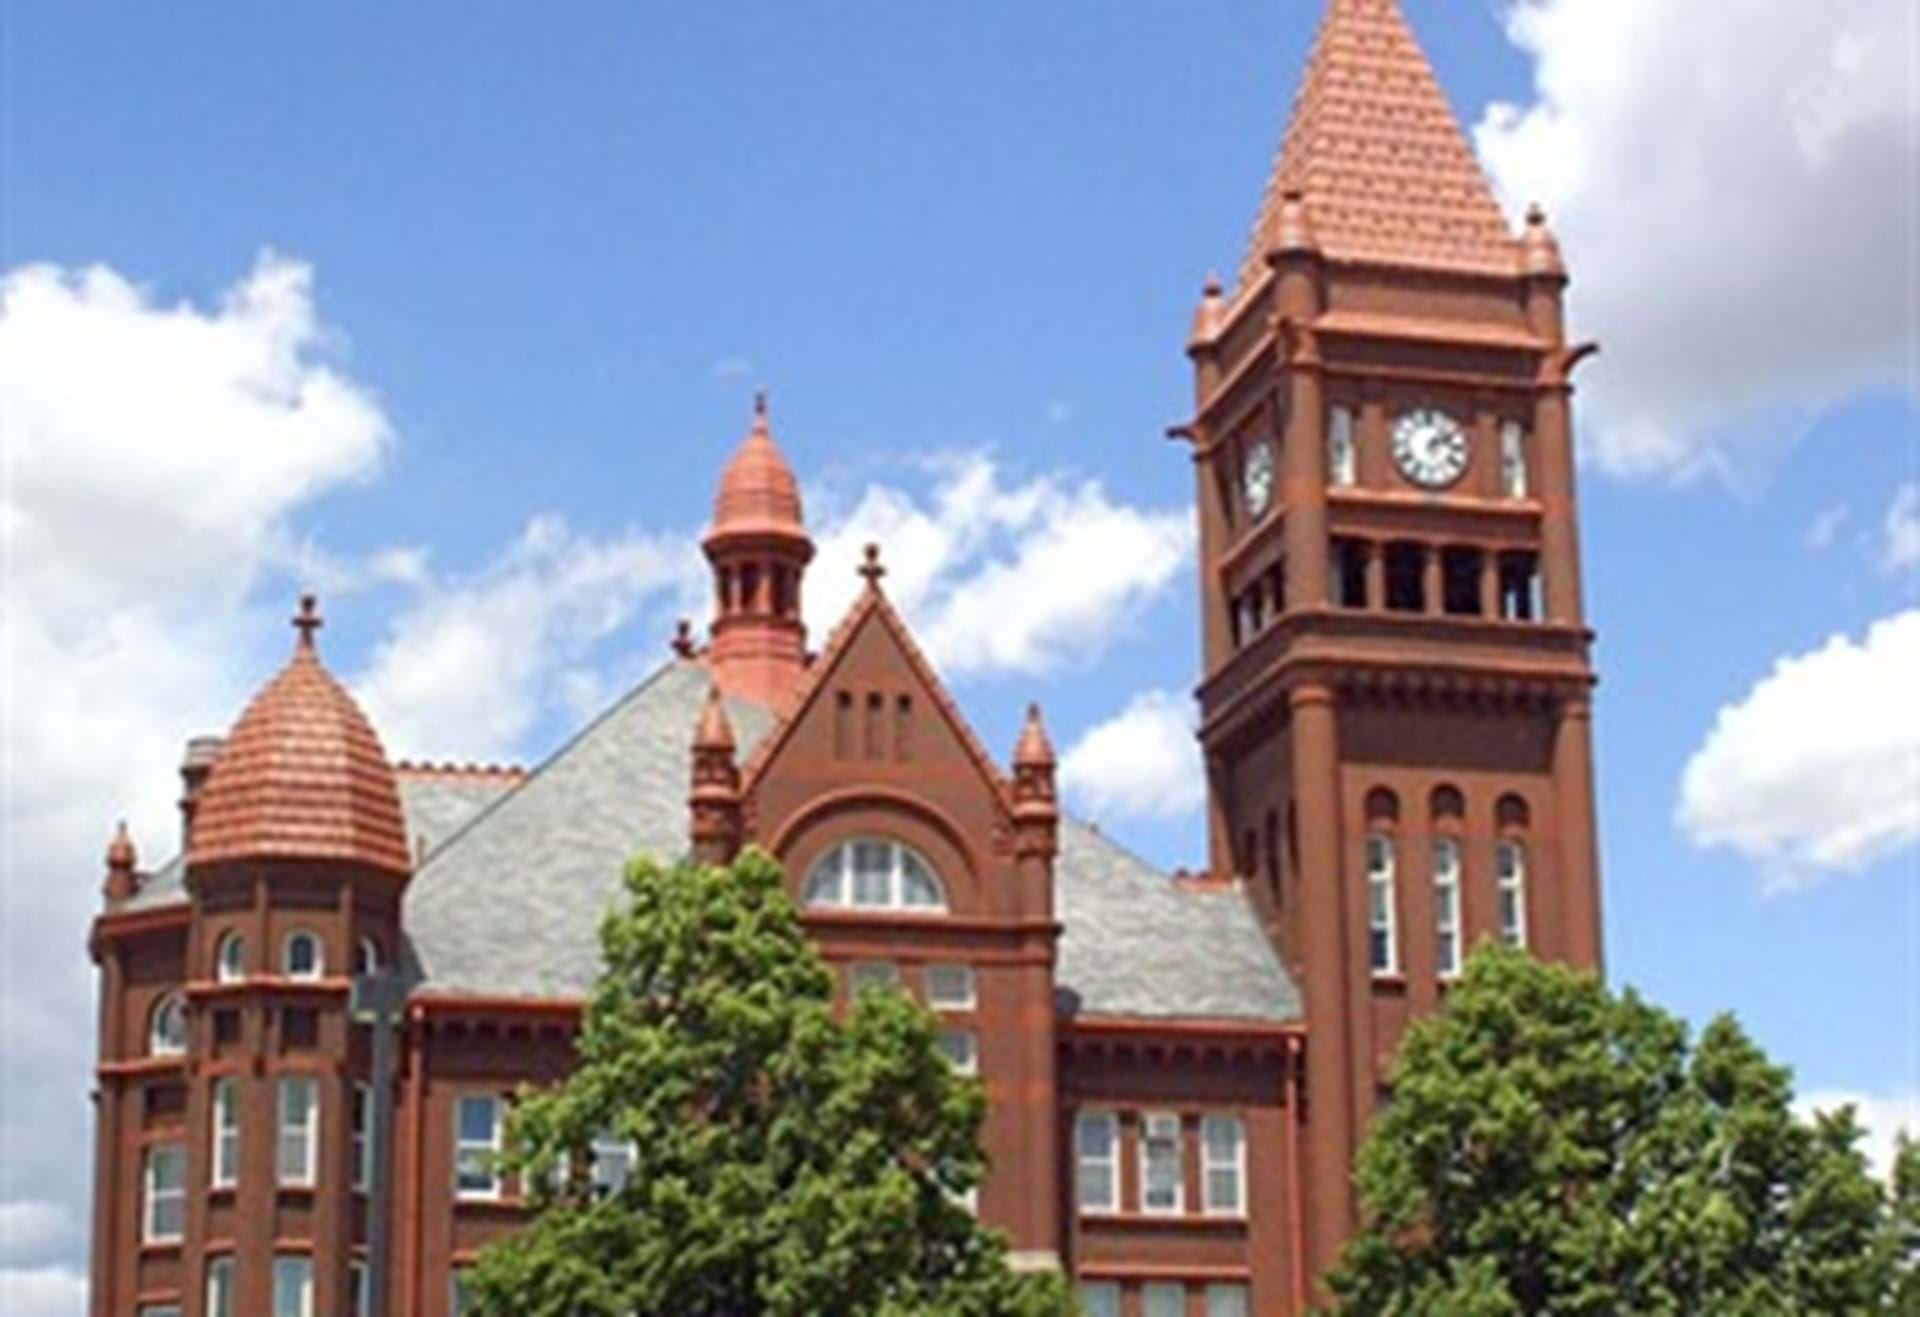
[708,392,805,541]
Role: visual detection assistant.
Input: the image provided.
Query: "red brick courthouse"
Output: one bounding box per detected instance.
[87,2,1603,1312]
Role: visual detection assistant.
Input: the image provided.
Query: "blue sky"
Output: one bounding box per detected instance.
[3,2,1915,1308]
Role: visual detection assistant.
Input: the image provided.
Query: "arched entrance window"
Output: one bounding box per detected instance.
[803,839,946,912]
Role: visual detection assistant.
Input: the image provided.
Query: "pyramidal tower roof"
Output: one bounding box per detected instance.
[1239,0,1519,287]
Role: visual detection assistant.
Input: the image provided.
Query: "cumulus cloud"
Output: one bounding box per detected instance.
[1475,0,1919,483]
[1058,688,1204,823]
[1676,610,1920,888]
[1881,483,1920,573]
[1803,504,1849,553]
[807,454,1193,679]
[0,254,394,1303]
[1797,1090,1919,1185]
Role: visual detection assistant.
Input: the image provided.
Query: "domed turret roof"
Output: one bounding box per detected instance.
[188,596,411,877]
[708,392,805,540]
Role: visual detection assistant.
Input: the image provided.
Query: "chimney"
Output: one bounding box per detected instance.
[179,735,225,852]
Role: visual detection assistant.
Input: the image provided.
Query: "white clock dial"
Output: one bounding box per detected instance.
[1391,408,1470,489]
[1242,441,1275,517]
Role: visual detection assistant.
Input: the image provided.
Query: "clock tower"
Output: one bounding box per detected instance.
[1176,0,1602,1286]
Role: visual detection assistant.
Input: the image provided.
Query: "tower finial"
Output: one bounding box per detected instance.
[859,542,887,590]
[752,389,769,431]
[292,593,323,653]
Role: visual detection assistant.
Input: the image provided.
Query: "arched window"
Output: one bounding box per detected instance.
[215,930,245,984]
[354,936,381,977]
[1495,793,1531,949]
[1433,837,1463,979]
[803,839,946,912]
[1430,784,1466,825]
[149,993,188,1056]
[283,930,323,981]
[1363,788,1400,977]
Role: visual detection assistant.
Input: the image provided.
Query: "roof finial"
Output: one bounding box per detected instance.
[752,389,769,433]
[671,617,698,659]
[859,542,887,590]
[292,593,323,653]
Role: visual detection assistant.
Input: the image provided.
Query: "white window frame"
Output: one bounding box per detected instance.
[937,1028,978,1076]
[273,1253,314,1317]
[205,1255,235,1317]
[138,1306,182,1317]
[354,935,381,976]
[1200,1112,1246,1216]
[1075,1109,1118,1214]
[1206,1282,1251,1317]
[801,838,947,912]
[1078,1281,1120,1317]
[149,993,188,1057]
[214,929,245,983]
[1500,419,1529,498]
[847,960,901,995]
[349,1259,370,1317]
[1496,840,1528,949]
[352,1082,372,1193]
[277,1075,319,1188]
[1139,1110,1185,1215]
[1143,1282,1186,1317]
[450,1268,473,1317]
[212,1075,240,1188]
[1328,404,1358,487]
[1434,837,1464,980]
[590,1129,637,1201]
[1365,833,1399,976]
[924,962,976,1011]
[142,1143,186,1243]
[282,930,323,981]
[454,1094,502,1201]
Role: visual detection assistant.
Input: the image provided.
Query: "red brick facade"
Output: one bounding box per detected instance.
[87,3,1602,1313]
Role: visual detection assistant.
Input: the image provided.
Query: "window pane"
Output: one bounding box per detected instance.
[457,1094,496,1143]
[1141,1115,1183,1212]
[456,1095,500,1197]
[1202,1113,1243,1213]
[145,1144,185,1241]
[278,1077,317,1185]
[851,841,892,905]
[1076,1112,1116,1212]
[349,1261,369,1317]
[213,1078,240,1187]
[1078,1282,1120,1317]
[273,1255,313,1317]
[898,849,941,907]
[848,961,899,994]
[206,1257,235,1317]
[802,852,844,906]
[1206,1283,1249,1317]
[937,1029,977,1075]
[217,932,245,982]
[1144,1283,1185,1317]
[591,1132,634,1199]
[285,932,320,978]
[925,963,975,1009]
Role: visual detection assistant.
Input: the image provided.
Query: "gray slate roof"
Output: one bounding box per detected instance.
[399,658,1300,1023]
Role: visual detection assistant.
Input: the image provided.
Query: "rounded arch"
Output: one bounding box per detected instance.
[773,788,982,915]
[1429,783,1466,826]
[1495,791,1532,832]
[282,929,324,981]
[1363,786,1401,827]
[149,992,187,1057]
[802,837,947,912]
[214,929,246,984]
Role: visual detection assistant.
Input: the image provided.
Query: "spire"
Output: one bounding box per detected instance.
[1009,703,1058,861]
[688,686,743,865]
[292,592,323,656]
[693,683,737,755]
[103,821,137,904]
[1186,273,1226,352]
[1522,203,1567,278]
[1240,0,1519,286]
[1013,702,1055,770]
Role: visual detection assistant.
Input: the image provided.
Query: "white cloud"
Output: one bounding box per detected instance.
[1881,482,1920,572]
[1676,610,1920,888]
[1797,1089,1919,1185]
[1476,0,1919,483]
[1058,688,1204,823]
[806,453,1193,679]
[0,1266,85,1317]
[1803,503,1849,552]
[0,254,395,1295]
[353,515,707,762]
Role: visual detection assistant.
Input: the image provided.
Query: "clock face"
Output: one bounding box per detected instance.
[1242,441,1275,517]
[1391,408,1470,488]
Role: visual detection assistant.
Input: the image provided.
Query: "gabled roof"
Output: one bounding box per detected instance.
[1239,0,1519,286]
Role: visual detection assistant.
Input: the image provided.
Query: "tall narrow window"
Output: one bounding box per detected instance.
[864,692,884,760]
[590,1131,636,1200]
[847,960,901,995]
[277,1076,319,1187]
[924,963,976,1011]
[833,691,853,758]
[352,1082,372,1193]
[1366,834,1398,975]
[149,993,188,1057]
[205,1255,235,1317]
[1144,1283,1186,1317]
[1496,840,1528,949]
[215,930,245,983]
[283,931,322,981]
[1075,1110,1118,1213]
[273,1254,314,1317]
[1500,420,1529,498]
[1384,542,1425,612]
[1206,1283,1251,1317]
[1328,404,1357,487]
[894,694,913,761]
[451,1268,473,1317]
[455,1094,502,1200]
[349,1260,370,1317]
[142,1144,186,1243]
[1434,837,1464,979]
[1201,1112,1246,1215]
[1139,1112,1184,1214]
[354,936,381,976]
[937,1028,978,1076]
[212,1076,240,1188]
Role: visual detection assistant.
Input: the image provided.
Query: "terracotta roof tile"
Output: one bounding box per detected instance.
[187,598,411,876]
[1240,0,1519,286]
[708,392,805,541]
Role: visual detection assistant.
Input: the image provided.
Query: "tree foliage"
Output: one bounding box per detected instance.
[469,848,1076,1317]
[1326,944,1907,1315]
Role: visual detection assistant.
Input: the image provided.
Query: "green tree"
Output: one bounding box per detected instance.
[1326,943,1901,1315]
[469,848,1077,1317]
[1893,1134,1920,1312]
